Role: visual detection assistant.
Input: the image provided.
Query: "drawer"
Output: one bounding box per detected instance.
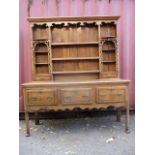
[26,89,57,106]
[60,88,94,105]
[96,87,125,104]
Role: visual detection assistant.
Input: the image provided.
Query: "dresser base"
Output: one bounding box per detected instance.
[22,79,130,136]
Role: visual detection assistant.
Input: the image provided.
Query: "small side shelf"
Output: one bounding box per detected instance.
[33,39,49,41]
[102,61,116,63]
[35,51,48,54]
[101,36,116,39]
[35,63,49,65]
[102,48,115,51]
[36,73,50,76]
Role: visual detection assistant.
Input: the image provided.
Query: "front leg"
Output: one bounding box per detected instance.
[34,112,40,125]
[116,108,121,122]
[125,103,130,133]
[25,111,30,137]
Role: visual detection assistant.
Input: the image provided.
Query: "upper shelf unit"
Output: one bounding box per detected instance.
[29,16,120,81]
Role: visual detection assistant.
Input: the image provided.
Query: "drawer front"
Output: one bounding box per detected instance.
[26,89,57,106]
[97,87,126,104]
[60,88,94,105]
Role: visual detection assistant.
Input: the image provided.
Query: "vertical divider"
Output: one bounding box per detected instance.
[48,23,53,80]
[30,24,35,80]
[97,21,102,79]
[76,23,79,71]
[32,42,37,79]
[115,38,119,78]
[31,23,37,80]
[115,21,120,78]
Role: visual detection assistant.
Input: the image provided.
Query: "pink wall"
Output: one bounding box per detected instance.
[19,0,135,112]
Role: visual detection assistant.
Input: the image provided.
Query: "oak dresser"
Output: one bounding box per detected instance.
[22,16,130,136]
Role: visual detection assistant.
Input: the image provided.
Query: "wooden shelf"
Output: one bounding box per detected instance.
[33,39,49,41]
[102,61,116,63]
[35,63,49,65]
[53,70,100,75]
[52,57,99,61]
[35,51,48,54]
[36,73,50,76]
[101,36,116,39]
[102,49,115,51]
[51,42,99,46]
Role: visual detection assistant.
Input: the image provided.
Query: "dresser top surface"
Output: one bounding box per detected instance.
[22,79,130,87]
[28,16,120,23]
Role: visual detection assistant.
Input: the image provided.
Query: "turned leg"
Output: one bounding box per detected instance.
[116,108,121,122]
[34,112,40,125]
[125,104,130,133]
[25,111,30,137]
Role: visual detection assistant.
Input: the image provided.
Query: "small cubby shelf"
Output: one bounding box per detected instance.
[102,48,116,51]
[36,73,50,75]
[101,38,117,74]
[33,39,49,41]
[35,63,49,65]
[102,61,116,63]
[33,41,50,76]
[101,36,116,39]
[35,51,48,53]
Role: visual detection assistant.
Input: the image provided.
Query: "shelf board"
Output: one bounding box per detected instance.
[102,49,115,51]
[35,63,49,65]
[33,39,49,41]
[52,57,99,61]
[102,61,116,63]
[35,51,48,54]
[51,42,99,46]
[101,36,116,39]
[36,73,50,76]
[53,70,100,75]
